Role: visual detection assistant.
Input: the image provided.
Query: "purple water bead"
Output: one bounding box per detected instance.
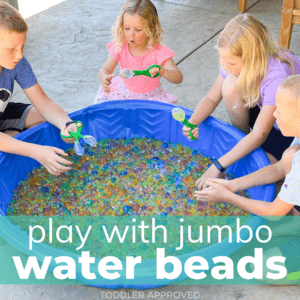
[165,207,173,213]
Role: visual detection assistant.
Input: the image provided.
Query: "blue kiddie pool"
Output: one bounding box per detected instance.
[0,100,275,288]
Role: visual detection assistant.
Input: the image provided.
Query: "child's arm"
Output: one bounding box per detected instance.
[23,83,73,130]
[0,132,72,176]
[98,55,118,92]
[182,75,224,139]
[209,160,286,195]
[149,58,183,84]
[194,181,294,216]
[196,105,276,189]
[21,82,78,175]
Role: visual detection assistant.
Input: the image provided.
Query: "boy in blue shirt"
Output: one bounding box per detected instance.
[194,74,300,216]
[0,2,76,176]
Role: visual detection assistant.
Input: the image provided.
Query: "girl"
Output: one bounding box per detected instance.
[94,0,183,104]
[184,14,300,190]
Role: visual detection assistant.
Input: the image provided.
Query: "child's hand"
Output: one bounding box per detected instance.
[60,123,77,143]
[182,125,198,140]
[149,66,161,78]
[195,164,221,190]
[101,74,115,92]
[32,145,72,176]
[205,178,237,193]
[194,179,232,204]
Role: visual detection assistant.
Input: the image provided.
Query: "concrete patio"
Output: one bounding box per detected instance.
[1,0,300,299]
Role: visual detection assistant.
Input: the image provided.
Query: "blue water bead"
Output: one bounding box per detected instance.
[152,157,159,161]
[42,187,50,193]
[165,207,173,213]
[104,145,110,149]
[187,199,194,204]
[175,179,182,185]
[162,142,169,148]
[123,205,132,213]
[160,212,168,216]
[91,170,98,175]
[154,175,160,179]
[158,161,165,169]
[120,170,128,176]
[165,192,171,197]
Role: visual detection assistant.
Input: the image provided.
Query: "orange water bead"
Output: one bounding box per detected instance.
[132,204,140,212]
[77,210,90,216]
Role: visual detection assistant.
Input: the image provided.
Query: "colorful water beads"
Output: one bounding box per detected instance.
[8,138,249,217]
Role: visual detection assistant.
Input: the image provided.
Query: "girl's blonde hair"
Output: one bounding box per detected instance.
[0,1,28,32]
[217,14,295,107]
[112,0,164,52]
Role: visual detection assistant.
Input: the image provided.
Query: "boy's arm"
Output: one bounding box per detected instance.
[23,83,72,129]
[0,132,72,175]
[194,180,294,216]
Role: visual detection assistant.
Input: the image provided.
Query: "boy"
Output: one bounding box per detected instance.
[194,74,300,216]
[0,2,76,176]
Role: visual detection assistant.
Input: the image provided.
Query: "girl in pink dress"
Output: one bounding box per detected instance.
[94,0,183,104]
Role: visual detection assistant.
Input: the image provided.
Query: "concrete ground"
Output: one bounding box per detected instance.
[1,0,300,299]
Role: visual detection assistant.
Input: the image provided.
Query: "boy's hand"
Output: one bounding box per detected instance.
[182,125,198,140]
[195,164,221,190]
[149,66,161,78]
[33,145,72,176]
[60,123,77,143]
[101,74,115,92]
[194,179,232,204]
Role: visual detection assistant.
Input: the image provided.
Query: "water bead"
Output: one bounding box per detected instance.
[9,138,250,218]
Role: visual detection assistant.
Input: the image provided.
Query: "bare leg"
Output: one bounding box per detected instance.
[24,107,45,129]
[222,74,250,134]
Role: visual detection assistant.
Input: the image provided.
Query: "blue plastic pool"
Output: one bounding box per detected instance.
[0,100,275,288]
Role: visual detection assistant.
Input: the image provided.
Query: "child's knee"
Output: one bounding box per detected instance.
[24,107,45,129]
[281,145,300,174]
[222,74,238,104]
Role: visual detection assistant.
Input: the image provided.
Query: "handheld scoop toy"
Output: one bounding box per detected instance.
[172,107,198,141]
[120,64,161,79]
[60,121,97,155]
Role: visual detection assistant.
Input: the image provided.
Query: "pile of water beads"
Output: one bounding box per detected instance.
[8,137,249,218]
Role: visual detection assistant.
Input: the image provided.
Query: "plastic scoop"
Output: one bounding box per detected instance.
[120,64,161,79]
[172,107,198,141]
[60,121,97,155]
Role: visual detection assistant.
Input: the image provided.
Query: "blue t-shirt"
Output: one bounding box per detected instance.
[0,56,37,118]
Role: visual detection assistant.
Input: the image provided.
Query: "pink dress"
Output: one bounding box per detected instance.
[94,41,177,104]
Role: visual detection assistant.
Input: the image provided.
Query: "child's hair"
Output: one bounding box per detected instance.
[0,1,28,32]
[217,14,295,108]
[279,75,300,106]
[112,0,164,51]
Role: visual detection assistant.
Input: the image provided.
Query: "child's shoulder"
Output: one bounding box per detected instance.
[150,43,175,58]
